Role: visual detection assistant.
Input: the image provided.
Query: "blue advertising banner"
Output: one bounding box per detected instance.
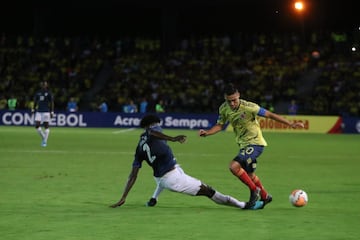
[3,110,356,134]
[342,116,360,134]
[0,111,218,129]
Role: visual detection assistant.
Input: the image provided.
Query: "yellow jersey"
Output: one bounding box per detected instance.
[217,99,267,149]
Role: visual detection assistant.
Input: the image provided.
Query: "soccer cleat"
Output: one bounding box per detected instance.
[248,187,260,204]
[146,198,157,207]
[262,194,273,206]
[41,140,47,147]
[244,187,261,209]
[244,200,264,210]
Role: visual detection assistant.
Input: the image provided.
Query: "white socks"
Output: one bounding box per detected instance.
[37,127,50,143]
[151,183,164,199]
[211,191,246,209]
[44,128,50,142]
[36,127,45,139]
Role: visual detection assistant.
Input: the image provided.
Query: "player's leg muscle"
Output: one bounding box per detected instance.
[229,161,245,176]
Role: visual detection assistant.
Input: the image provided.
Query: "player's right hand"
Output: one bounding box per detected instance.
[174,135,187,143]
[199,129,207,137]
[110,199,125,208]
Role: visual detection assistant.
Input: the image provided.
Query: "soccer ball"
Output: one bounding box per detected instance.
[289,189,308,207]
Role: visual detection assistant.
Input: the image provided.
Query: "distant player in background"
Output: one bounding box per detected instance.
[199,83,304,208]
[110,114,265,210]
[32,81,54,147]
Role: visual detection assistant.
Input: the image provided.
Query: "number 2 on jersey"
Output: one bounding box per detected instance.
[142,143,156,163]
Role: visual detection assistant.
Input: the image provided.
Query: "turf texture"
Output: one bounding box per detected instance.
[0,126,359,240]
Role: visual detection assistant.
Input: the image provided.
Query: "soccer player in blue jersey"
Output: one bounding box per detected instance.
[110,114,264,210]
[32,81,54,147]
[199,83,304,208]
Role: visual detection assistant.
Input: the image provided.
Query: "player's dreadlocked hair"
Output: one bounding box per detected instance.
[224,83,238,95]
[140,114,161,128]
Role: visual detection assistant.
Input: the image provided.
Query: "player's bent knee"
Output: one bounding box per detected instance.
[197,184,215,198]
[229,162,244,176]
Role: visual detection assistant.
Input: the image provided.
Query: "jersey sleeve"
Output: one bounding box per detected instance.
[242,100,261,115]
[257,107,267,117]
[132,146,143,168]
[216,102,228,125]
[49,91,54,102]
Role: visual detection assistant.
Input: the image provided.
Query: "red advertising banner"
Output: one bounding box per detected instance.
[226,115,342,134]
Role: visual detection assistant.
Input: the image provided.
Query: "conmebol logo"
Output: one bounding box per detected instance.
[1,112,87,127]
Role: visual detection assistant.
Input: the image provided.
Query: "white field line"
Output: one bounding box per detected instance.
[112,128,136,134]
[0,149,133,155]
[0,149,223,157]
[0,148,344,159]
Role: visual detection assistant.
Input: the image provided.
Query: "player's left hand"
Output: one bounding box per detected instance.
[110,199,125,208]
[50,112,54,118]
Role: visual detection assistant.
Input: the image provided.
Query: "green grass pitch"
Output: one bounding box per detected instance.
[1,126,359,240]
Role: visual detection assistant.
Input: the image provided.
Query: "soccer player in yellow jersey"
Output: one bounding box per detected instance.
[199,83,304,208]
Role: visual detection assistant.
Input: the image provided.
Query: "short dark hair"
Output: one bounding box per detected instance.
[140,114,161,128]
[224,83,238,95]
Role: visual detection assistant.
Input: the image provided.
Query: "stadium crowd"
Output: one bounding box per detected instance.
[0,30,359,116]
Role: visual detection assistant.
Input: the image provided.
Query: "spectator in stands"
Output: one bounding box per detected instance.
[123,99,138,113]
[1,32,358,116]
[24,95,34,111]
[139,97,148,113]
[66,97,78,112]
[7,94,17,111]
[0,95,7,110]
[155,99,165,113]
[98,99,108,112]
[288,99,298,115]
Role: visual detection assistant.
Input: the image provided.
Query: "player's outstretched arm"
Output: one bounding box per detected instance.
[199,124,223,137]
[32,101,37,115]
[110,167,140,208]
[150,130,187,143]
[265,111,305,129]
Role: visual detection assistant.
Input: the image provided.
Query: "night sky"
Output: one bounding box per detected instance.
[0,0,358,36]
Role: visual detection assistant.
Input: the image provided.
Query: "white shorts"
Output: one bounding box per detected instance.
[34,112,51,123]
[155,165,202,196]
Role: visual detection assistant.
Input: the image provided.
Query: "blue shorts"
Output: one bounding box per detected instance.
[233,145,264,173]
